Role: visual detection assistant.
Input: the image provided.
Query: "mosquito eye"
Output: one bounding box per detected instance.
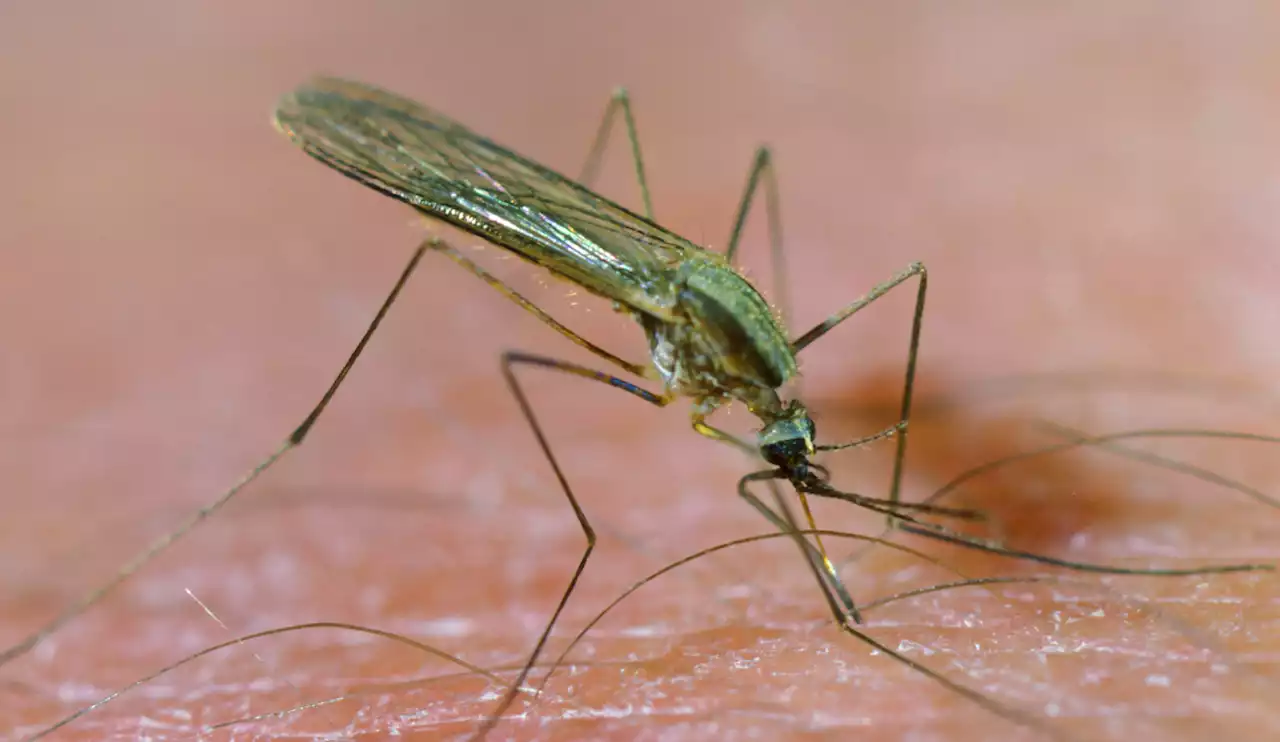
[762,437,808,467]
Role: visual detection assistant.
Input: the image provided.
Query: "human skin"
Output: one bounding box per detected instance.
[2,3,1279,741]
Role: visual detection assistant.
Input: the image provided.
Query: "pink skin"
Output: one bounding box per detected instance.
[3,3,1279,741]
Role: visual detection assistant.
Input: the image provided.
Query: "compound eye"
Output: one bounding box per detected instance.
[761,437,808,467]
[761,443,787,467]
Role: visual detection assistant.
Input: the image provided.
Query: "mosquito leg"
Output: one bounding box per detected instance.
[723,146,790,330]
[427,237,651,379]
[470,351,673,740]
[895,521,1269,577]
[732,496,1075,742]
[737,470,863,624]
[690,411,859,621]
[793,262,928,532]
[739,481,1084,742]
[0,245,429,668]
[837,427,1280,576]
[579,110,857,621]
[577,87,654,219]
[1031,419,1280,511]
[721,148,872,595]
[692,407,861,619]
[436,232,779,630]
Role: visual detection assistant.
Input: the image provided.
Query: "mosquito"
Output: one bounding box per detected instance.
[7,77,1269,741]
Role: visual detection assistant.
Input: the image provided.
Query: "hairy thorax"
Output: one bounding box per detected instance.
[642,254,798,417]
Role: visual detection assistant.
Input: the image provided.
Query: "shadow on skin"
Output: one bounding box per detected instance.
[14,368,1277,742]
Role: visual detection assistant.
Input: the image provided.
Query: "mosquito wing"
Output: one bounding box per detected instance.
[274,76,708,318]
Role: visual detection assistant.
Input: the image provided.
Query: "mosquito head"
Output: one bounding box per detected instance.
[758,401,817,481]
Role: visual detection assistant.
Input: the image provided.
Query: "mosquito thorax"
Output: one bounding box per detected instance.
[643,254,799,402]
[757,402,817,476]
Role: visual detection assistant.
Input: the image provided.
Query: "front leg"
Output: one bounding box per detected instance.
[689,402,862,625]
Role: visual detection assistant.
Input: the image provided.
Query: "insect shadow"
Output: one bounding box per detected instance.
[814,369,1280,579]
[18,390,1280,739]
[5,78,1272,741]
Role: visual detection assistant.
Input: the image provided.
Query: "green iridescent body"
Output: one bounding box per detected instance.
[274,77,818,460]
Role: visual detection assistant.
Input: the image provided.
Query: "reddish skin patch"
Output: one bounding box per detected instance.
[3,4,1279,741]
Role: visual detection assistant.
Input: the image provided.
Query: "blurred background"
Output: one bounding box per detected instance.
[2,3,1279,740]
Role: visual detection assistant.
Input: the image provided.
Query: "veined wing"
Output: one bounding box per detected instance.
[274,76,707,317]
